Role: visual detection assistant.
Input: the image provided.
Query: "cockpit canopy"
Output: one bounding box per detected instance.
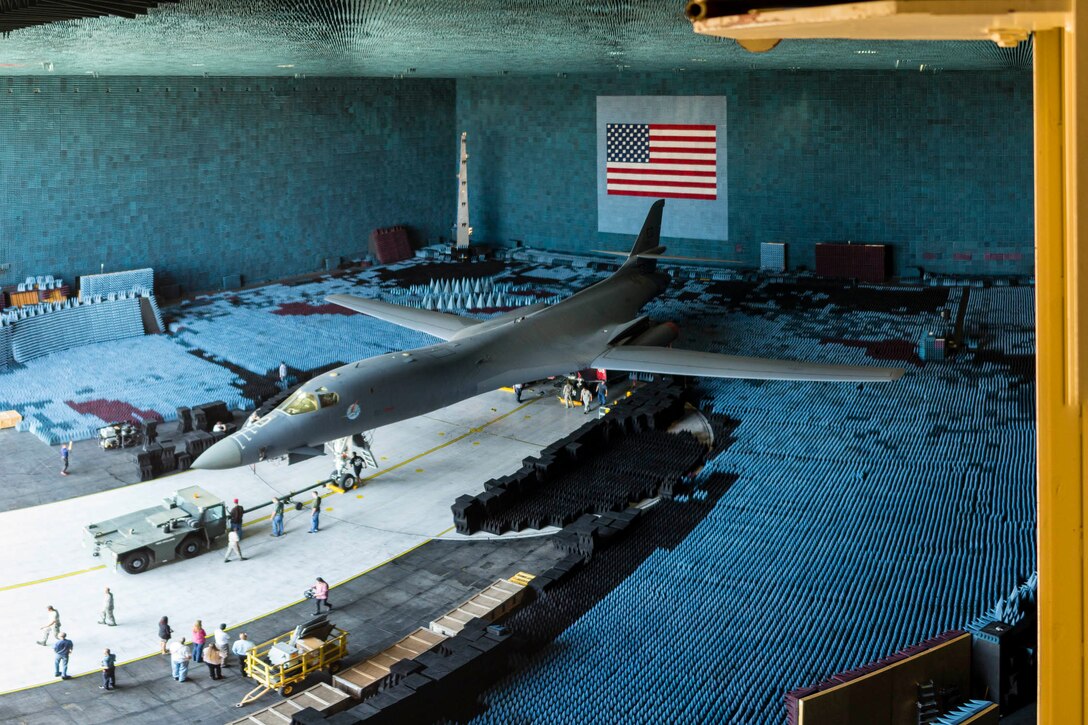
[279,387,340,415]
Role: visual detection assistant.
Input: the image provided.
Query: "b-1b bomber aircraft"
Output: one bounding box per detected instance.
[193,200,903,471]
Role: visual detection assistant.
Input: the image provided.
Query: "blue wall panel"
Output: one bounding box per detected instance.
[0,77,455,293]
[456,71,1034,276]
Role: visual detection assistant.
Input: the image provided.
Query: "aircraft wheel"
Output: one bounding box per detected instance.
[120,549,152,574]
[177,534,206,559]
[339,474,356,491]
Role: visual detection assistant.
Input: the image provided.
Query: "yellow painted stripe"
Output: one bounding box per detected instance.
[0,399,541,693]
[0,522,459,696]
[0,564,106,592]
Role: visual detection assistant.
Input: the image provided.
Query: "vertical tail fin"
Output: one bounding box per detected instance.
[626,199,666,264]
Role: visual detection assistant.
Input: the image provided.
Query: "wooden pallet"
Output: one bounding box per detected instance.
[429,577,529,637]
[227,681,351,724]
[332,627,446,700]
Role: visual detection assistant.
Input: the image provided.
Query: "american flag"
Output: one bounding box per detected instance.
[606,123,717,200]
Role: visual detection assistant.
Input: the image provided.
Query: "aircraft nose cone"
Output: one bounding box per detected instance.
[192,438,243,470]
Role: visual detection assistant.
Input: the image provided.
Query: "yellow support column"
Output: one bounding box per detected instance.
[1035,17,1086,724]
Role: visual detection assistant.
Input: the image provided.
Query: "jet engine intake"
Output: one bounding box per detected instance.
[628,321,680,348]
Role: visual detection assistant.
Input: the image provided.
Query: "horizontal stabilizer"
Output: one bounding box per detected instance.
[592,345,905,382]
[326,294,479,341]
[594,250,743,265]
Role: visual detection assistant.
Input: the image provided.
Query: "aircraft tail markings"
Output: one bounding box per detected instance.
[326,294,479,341]
[592,345,905,383]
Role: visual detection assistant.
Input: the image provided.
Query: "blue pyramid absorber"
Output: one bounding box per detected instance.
[470,283,1036,725]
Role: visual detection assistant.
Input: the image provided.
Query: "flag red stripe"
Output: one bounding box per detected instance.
[609,189,717,200]
[647,157,716,165]
[606,167,716,177]
[648,145,717,154]
[649,124,716,131]
[647,135,717,143]
[607,179,717,189]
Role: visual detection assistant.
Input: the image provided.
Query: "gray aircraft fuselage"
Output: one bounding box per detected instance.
[193,199,903,471]
[194,263,667,469]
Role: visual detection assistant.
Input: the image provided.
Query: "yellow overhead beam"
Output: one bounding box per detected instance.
[689,1,1087,722]
[689,0,1069,44]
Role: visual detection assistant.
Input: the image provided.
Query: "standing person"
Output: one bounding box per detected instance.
[580,385,593,414]
[513,383,523,402]
[168,637,192,682]
[213,623,231,667]
[597,381,608,408]
[100,648,116,690]
[350,452,364,479]
[98,587,116,626]
[561,380,573,409]
[271,497,285,537]
[53,633,73,679]
[228,499,244,536]
[223,528,246,562]
[202,639,223,680]
[278,361,288,390]
[191,621,206,663]
[308,491,322,533]
[60,442,71,476]
[231,633,255,677]
[312,577,332,614]
[158,616,172,655]
[38,605,61,646]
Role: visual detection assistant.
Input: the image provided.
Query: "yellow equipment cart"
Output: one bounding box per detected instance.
[237,619,348,707]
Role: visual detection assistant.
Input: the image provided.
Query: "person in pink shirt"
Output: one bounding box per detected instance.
[312,577,332,615]
[191,621,207,663]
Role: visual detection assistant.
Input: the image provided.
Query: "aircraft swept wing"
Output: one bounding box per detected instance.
[326,294,479,341]
[592,345,904,383]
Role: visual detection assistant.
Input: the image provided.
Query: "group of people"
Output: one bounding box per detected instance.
[37,589,120,689]
[561,377,608,414]
[158,616,254,683]
[222,489,324,563]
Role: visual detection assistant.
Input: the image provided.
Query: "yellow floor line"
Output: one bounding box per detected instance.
[0,564,107,592]
[0,398,548,692]
[0,523,459,696]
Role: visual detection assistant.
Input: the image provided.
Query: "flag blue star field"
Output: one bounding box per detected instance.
[597,96,728,240]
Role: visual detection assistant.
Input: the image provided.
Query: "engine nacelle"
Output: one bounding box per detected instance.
[628,321,680,348]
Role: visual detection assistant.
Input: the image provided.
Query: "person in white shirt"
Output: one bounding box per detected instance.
[168,638,192,682]
[231,633,256,676]
[223,529,246,562]
[214,623,231,666]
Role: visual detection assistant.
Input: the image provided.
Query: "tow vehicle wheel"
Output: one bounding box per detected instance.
[120,549,152,574]
[339,474,356,491]
[177,534,206,559]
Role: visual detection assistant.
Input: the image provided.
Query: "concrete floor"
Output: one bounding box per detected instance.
[0,381,585,722]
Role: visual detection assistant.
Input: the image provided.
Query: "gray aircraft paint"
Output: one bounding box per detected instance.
[193,200,902,470]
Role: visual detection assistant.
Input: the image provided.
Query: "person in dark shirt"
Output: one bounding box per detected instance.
[53,634,73,679]
[271,497,285,537]
[100,648,116,690]
[158,616,172,655]
[229,499,244,536]
[309,491,322,533]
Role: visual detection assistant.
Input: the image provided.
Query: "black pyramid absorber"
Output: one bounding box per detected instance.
[0,1,180,33]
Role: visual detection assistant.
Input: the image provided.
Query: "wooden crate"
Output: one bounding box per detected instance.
[0,411,22,429]
[332,627,445,700]
[227,682,351,724]
[429,578,527,637]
